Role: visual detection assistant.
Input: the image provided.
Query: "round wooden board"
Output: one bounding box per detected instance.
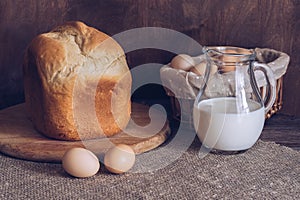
[0,103,170,163]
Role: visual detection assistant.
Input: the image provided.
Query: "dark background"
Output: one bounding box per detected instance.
[0,0,299,117]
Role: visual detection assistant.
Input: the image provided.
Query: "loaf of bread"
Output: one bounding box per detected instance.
[23,21,132,141]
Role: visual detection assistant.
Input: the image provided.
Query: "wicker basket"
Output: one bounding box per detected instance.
[264,77,283,119]
[161,48,289,129]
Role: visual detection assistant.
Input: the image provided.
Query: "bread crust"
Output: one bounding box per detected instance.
[23,21,132,141]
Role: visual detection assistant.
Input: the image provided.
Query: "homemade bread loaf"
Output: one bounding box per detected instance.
[23,21,132,141]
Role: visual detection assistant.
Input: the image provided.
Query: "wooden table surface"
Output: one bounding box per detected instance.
[260,114,300,151]
[1,99,299,152]
[134,99,300,152]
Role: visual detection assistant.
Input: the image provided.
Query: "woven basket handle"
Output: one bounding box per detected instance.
[252,62,277,113]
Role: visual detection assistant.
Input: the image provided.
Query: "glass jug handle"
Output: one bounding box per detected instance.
[252,62,276,113]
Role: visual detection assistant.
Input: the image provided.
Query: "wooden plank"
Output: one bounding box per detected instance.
[0,0,299,117]
[260,114,300,151]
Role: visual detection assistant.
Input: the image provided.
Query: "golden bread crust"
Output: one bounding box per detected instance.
[23,21,131,140]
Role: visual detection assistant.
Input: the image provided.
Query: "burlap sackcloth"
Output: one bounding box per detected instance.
[1,139,299,199]
[160,48,289,99]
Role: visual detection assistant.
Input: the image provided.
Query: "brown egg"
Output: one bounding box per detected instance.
[104,144,135,174]
[190,61,218,76]
[170,54,195,71]
[62,147,100,178]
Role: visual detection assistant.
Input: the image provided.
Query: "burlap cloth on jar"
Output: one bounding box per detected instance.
[1,139,299,199]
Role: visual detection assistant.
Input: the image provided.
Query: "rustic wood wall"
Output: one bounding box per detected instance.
[0,0,299,116]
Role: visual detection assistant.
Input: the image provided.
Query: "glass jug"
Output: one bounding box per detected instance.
[193,46,276,152]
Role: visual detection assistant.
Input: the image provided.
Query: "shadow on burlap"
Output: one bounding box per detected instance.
[1,139,299,199]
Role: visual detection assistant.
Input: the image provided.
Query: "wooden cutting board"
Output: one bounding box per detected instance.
[0,103,170,163]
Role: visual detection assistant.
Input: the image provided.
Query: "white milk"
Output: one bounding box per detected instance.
[193,97,265,151]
